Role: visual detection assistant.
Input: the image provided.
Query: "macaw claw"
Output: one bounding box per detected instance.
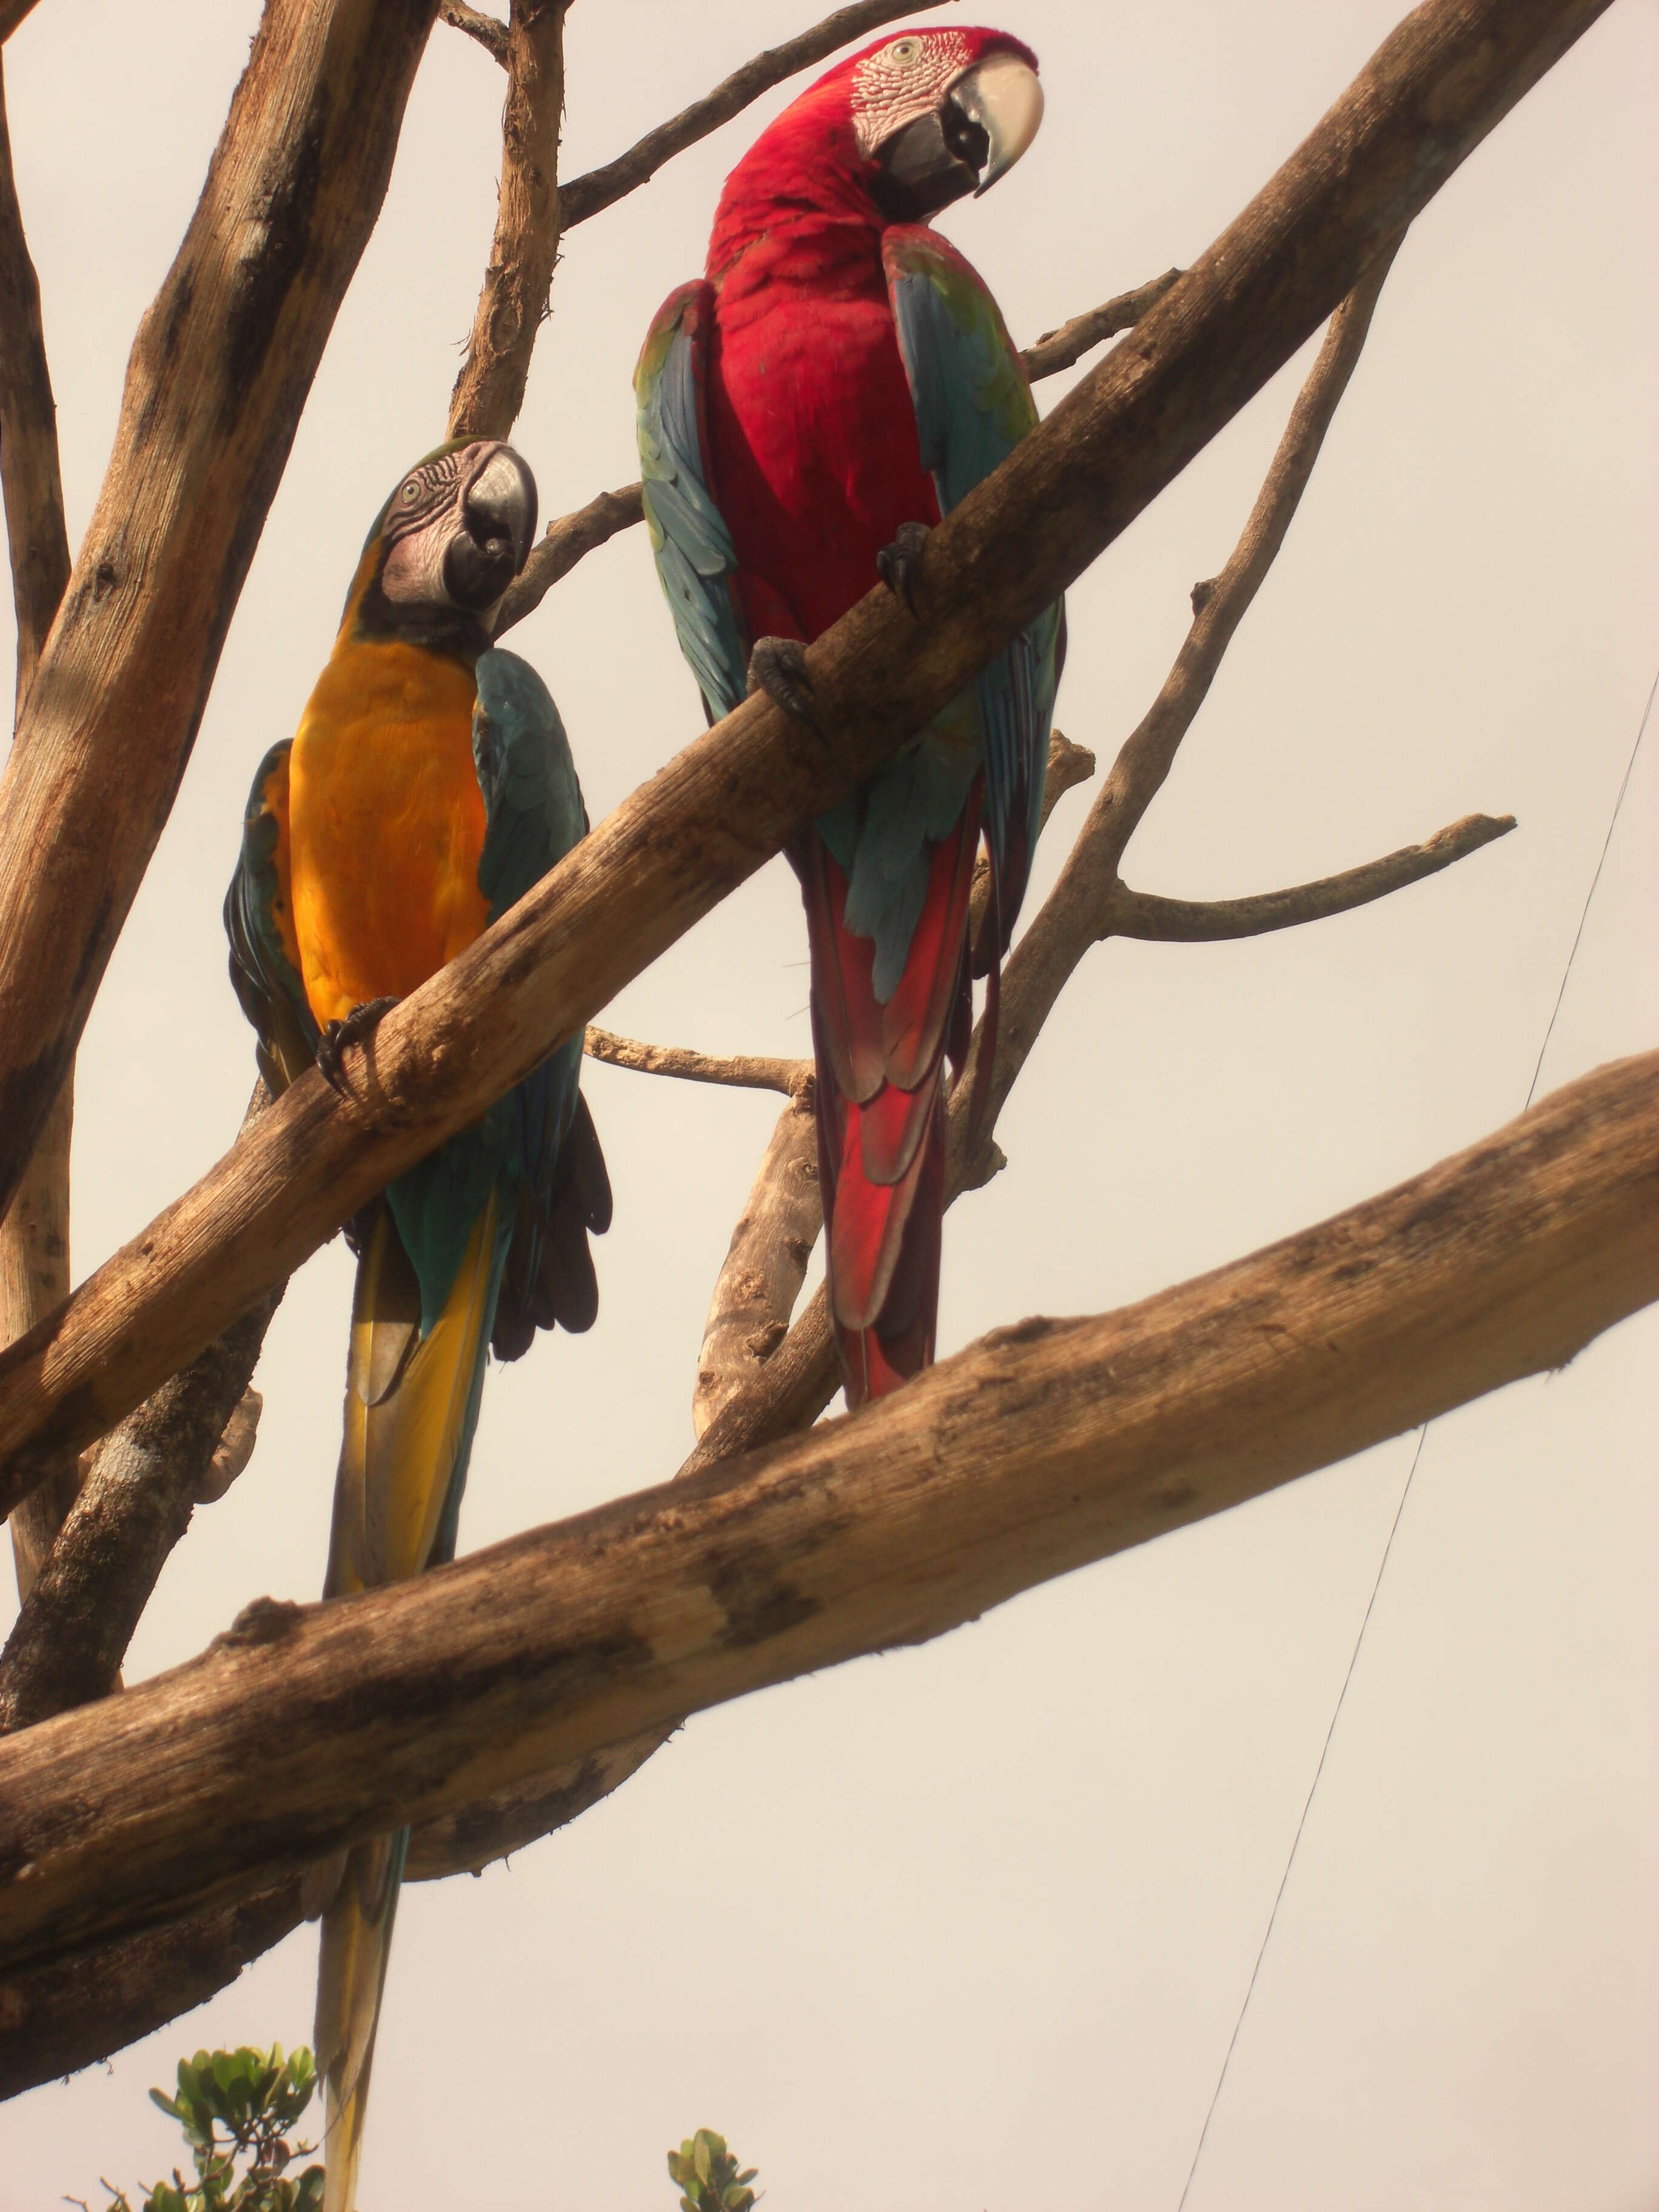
[876,520,931,615]
[316,996,398,1097]
[748,635,822,736]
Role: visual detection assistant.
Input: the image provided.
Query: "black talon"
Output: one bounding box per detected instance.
[876,520,931,615]
[316,996,397,1097]
[747,635,822,736]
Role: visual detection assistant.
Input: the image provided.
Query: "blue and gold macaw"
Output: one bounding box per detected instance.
[225,438,611,2212]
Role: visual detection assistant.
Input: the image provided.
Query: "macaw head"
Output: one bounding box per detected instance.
[714,25,1042,249]
[341,438,538,651]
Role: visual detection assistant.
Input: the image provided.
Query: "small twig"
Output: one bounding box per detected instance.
[584,1025,809,1096]
[438,0,508,64]
[448,0,570,441]
[559,0,959,229]
[1018,270,1184,381]
[494,481,645,634]
[1105,813,1515,942]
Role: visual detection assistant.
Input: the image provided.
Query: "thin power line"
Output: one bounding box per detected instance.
[1176,662,1656,2211]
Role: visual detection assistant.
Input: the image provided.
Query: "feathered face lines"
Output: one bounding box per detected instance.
[851,26,1044,222]
[377,440,538,623]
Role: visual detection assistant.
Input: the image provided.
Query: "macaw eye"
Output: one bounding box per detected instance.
[886,36,920,63]
[400,479,420,505]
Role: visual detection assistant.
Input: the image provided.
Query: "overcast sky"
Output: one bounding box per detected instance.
[2,1,1655,2206]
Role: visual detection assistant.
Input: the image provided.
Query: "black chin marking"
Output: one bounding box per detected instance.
[443,531,517,614]
[871,110,978,224]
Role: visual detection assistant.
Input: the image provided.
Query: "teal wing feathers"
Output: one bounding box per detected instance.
[883,227,1064,948]
[469,646,612,1363]
[223,740,319,1093]
[635,281,749,724]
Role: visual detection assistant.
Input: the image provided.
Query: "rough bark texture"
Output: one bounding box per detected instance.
[0,0,438,1230]
[0,1285,283,1734]
[1,54,80,1603]
[0,1729,671,2094]
[447,0,567,441]
[692,1079,822,1439]
[1,1048,1652,1978]
[0,0,1601,1512]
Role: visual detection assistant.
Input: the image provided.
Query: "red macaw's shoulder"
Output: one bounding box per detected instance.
[635,278,714,394]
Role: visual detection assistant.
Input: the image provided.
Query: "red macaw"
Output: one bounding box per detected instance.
[225,439,611,2212]
[637,24,1061,1406]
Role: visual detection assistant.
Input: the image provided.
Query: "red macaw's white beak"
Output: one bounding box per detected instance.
[956,51,1045,196]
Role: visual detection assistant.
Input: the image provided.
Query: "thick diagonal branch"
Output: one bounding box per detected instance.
[0,0,1610,1522]
[448,0,568,441]
[558,0,957,229]
[0,1048,1651,1979]
[0,1729,672,2097]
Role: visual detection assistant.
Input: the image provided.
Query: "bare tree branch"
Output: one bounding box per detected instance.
[448,0,568,441]
[0,0,439,1232]
[691,1079,821,1439]
[0,2,40,45]
[1106,811,1515,943]
[0,55,67,715]
[0,0,1607,1537]
[585,1025,810,1096]
[964,244,1404,1167]
[1018,270,1184,381]
[1,1048,1651,1979]
[494,480,645,632]
[558,0,959,229]
[0,1729,673,2096]
[437,0,506,64]
[1,54,81,1607]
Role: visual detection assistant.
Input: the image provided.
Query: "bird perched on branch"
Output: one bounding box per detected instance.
[637,23,1061,1406]
[224,437,611,2212]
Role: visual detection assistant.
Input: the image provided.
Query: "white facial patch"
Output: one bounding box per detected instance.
[851,29,974,158]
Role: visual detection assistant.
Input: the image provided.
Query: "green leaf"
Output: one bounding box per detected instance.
[693,2135,712,2184]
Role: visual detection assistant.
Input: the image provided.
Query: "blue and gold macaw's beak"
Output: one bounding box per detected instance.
[445,442,538,610]
[378,440,538,618]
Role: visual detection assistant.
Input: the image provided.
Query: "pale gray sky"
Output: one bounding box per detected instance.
[2,2,1655,2207]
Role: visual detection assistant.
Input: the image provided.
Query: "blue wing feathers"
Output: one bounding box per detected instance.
[637,284,750,723]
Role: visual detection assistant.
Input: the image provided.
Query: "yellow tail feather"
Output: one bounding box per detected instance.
[315,1199,499,2210]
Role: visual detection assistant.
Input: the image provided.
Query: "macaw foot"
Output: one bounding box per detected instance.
[747,635,821,736]
[876,520,931,615]
[315,996,398,1097]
